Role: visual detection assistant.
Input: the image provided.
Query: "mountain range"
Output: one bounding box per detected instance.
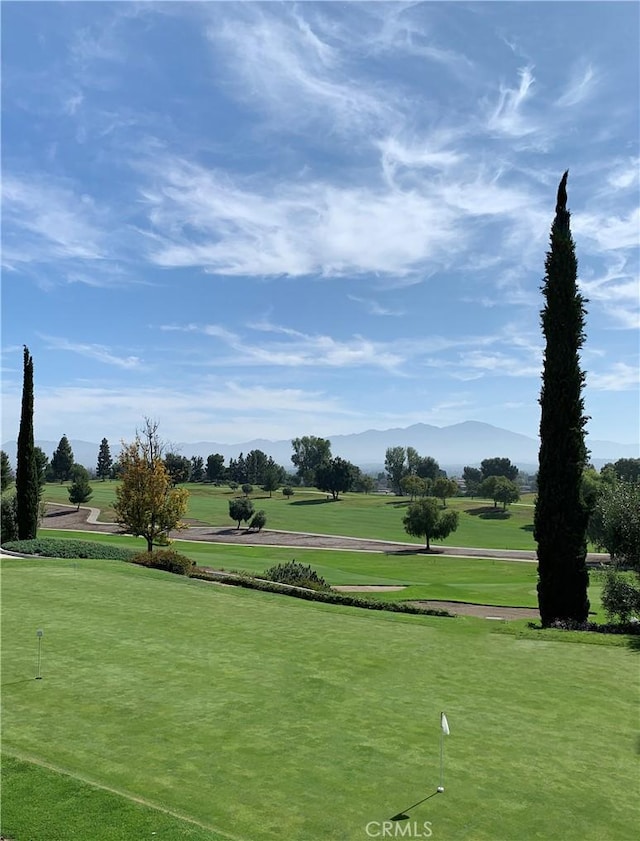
[3,422,637,474]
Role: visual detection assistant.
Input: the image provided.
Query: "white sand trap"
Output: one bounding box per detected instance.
[332,585,407,592]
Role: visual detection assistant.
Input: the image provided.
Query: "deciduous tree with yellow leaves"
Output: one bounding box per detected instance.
[114,419,189,553]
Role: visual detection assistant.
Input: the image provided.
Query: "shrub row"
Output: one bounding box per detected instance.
[130,549,195,576]
[529,619,640,635]
[262,559,330,591]
[190,569,453,618]
[1,538,136,562]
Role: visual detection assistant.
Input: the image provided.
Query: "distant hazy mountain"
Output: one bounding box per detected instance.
[3,422,637,473]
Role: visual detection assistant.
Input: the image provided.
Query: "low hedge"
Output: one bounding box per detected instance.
[541,618,640,635]
[262,560,330,591]
[190,570,453,617]
[130,549,195,576]
[1,538,136,562]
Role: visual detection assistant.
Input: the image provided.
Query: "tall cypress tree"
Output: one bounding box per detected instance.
[534,172,589,625]
[15,346,40,540]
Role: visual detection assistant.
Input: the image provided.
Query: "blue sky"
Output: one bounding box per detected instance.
[2,1,639,449]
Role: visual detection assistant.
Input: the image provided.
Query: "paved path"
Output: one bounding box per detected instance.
[39,503,609,565]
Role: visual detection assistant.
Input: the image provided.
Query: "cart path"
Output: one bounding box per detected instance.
[40,503,609,564]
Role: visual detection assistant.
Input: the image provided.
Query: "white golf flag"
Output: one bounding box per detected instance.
[441,712,450,736]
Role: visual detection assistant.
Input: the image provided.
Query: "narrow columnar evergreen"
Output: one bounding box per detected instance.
[15,346,40,540]
[534,172,590,625]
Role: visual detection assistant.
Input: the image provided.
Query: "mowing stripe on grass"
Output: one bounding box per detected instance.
[3,748,244,841]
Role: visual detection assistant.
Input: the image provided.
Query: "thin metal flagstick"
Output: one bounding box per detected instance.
[439,723,444,790]
[438,711,449,793]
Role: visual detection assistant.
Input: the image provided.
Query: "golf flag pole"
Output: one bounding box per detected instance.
[438,712,450,792]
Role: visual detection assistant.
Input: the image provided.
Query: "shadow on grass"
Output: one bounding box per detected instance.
[389,790,441,821]
[289,498,336,506]
[521,524,535,532]
[466,505,511,520]
[627,635,640,654]
[1,678,36,688]
[385,548,443,557]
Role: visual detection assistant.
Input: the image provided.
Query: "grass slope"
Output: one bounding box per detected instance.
[2,556,637,841]
[37,529,610,613]
[42,482,537,549]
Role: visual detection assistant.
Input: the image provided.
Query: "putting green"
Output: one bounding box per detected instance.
[2,556,637,841]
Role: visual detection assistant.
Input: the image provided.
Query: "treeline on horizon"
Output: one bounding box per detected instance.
[2,433,638,499]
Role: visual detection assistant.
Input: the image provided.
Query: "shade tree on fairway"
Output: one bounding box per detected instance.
[229,496,254,529]
[480,476,520,510]
[68,466,93,510]
[96,438,113,481]
[249,510,267,531]
[535,172,590,625]
[385,447,443,495]
[16,346,39,540]
[400,474,428,500]
[190,456,205,482]
[480,457,519,482]
[206,453,226,483]
[415,455,441,481]
[433,477,459,507]
[164,452,191,485]
[353,473,376,494]
[291,435,332,486]
[588,481,640,571]
[384,446,406,495]
[51,435,75,483]
[462,466,482,497]
[402,497,459,549]
[315,456,358,500]
[261,467,280,497]
[114,419,189,553]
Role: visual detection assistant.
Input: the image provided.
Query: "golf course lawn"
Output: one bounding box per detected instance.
[42,481,539,550]
[2,556,637,841]
[38,528,610,614]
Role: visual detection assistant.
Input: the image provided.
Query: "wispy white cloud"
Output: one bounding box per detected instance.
[1,382,360,444]
[204,4,398,135]
[348,295,405,317]
[487,66,537,138]
[2,173,105,267]
[138,155,462,278]
[39,335,142,369]
[574,207,640,253]
[607,158,640,191]
[588,362,639,392]
[556,63,597,108]
[160,321,404,372]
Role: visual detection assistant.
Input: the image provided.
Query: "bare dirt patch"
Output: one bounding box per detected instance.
[406,600,539,620]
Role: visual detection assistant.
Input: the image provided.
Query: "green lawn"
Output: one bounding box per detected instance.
[2,556,637,841]
[43,481,537,549]
[37,528,610,614]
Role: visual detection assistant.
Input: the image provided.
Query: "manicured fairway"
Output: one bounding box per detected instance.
[2,556,637,841]
[38,529,610,614]
[42,482,537,549]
